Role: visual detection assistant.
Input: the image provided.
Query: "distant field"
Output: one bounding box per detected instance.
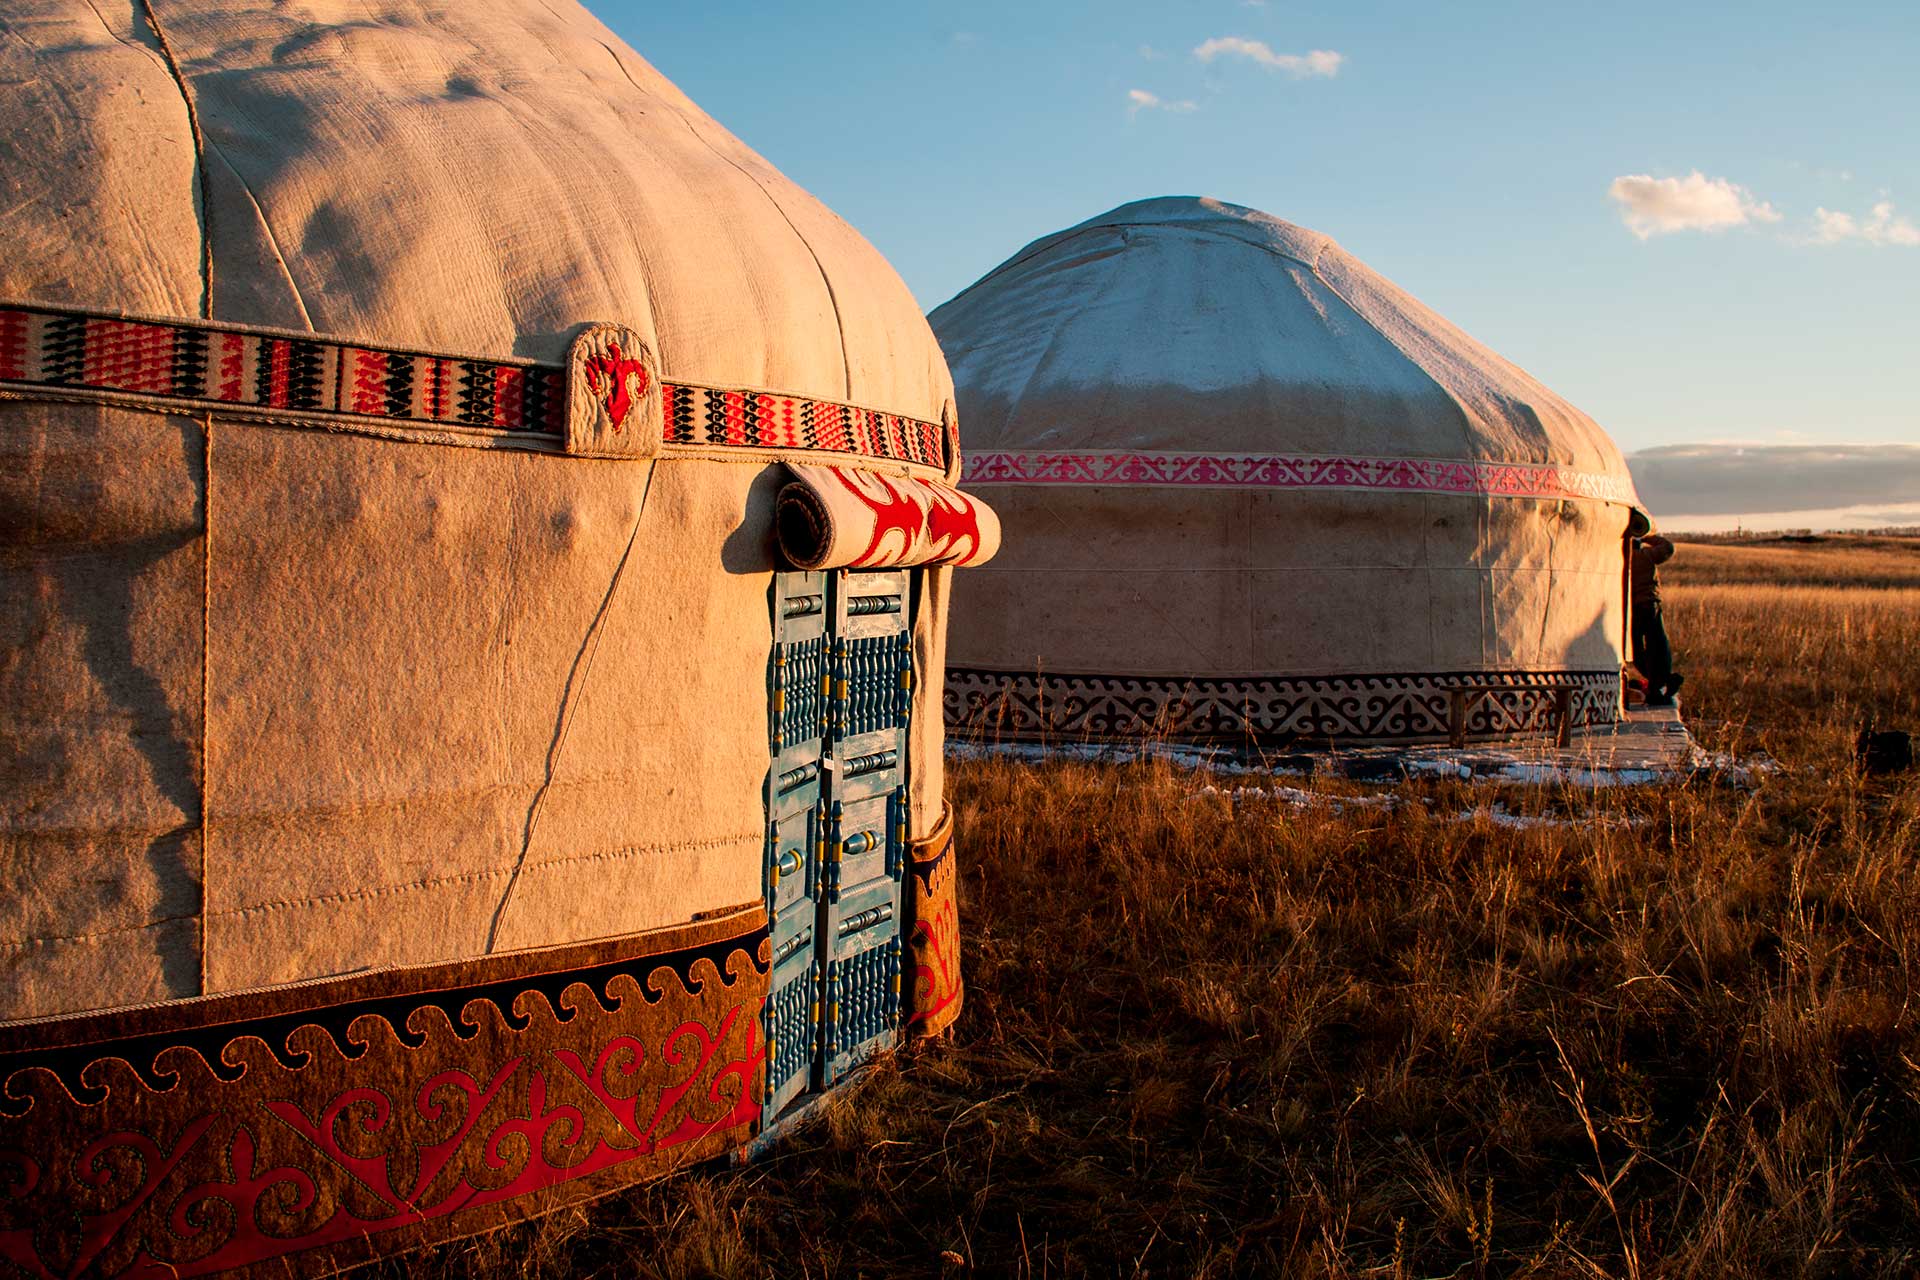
[1667,535,1920,591]
[391,535,1920,1279]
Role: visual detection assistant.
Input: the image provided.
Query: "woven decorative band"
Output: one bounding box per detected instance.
[945,667,1623,745]
[0,303,947,468]
[0,908,768,1279]
[962,450,1639,505]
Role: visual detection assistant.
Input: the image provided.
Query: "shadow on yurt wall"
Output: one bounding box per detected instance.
[0,1,997,1273]
[932,196,1650,751]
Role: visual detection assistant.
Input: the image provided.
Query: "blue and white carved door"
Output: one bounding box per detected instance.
[764,572,828,1118]
[764,568,912,1122]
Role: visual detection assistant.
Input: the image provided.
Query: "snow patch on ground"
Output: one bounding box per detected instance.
[946,736,1768,789]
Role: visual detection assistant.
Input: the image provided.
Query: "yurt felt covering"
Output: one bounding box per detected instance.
[933,197,1644,746]
[0,0,978,1272]
[1,0,957,1020]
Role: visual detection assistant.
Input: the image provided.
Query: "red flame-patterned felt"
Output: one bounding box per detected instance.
[0,909,769,1279]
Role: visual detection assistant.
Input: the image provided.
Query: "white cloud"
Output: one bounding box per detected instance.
[1138,43,1162,60]
[1127,88,1196,116]
[1606,171,1781,240]
[1192,37,1344,77]
[1628,443,1920,520]
[1811,200,1920,247]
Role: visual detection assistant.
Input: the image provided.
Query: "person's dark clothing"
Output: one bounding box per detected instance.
[1631,534,1673,606]
[1633,601,1674,698]
[1631,535,1678,702]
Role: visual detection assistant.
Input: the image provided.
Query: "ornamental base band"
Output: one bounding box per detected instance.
[0,910,768,1279]
[943,668,1623,745]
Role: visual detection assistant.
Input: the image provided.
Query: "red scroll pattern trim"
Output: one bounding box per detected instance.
[903,808,962,1039]
[961,450,1640,506]
[0,912,769,1279]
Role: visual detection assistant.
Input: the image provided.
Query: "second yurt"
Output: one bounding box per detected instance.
[933,197,1646,748]
[0,2,996,1273]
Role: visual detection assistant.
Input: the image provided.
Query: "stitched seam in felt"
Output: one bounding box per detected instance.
[488,460,659,952]
[0,833,762,948]
[0,915,200,951]
[134,0,217,998]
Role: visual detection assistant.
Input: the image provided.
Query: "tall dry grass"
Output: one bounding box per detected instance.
[391,535,1920,1279]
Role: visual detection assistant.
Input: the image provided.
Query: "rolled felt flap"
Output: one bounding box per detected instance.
[777,462,1002,570]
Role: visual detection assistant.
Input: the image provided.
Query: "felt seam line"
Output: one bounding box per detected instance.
[199,412,212,996]
[487,460,659,953]
[1303,254,1487,476]
[0,832,764,950]
[669,114,854,403]
[134,0,211,320]
[134,0,216,997]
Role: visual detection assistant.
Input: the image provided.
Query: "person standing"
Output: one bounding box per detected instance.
[1631,534,1682,707]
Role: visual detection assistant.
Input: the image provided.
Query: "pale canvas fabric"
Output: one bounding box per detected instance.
[932,197,1642,686]
[0,0,956,1020]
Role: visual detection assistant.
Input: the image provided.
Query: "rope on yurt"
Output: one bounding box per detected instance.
[138,0,218,994]
[486,460,661,953]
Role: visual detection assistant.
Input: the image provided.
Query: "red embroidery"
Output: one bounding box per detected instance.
[0,926,769,1279]
[266,338,292,408]
[583,341,649,432]
[349,349,387,415]
[216,333,246,402]
[0,309,27,381]
[81,319,174,395]
[923,487,983,564]
[836,470,923,567]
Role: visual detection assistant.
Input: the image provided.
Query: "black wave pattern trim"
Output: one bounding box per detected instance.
[944,667,1623,746]
[0,922,770,1116]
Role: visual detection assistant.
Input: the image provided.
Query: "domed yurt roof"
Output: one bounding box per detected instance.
[1,3,982,1271]
[935,197,1642,749]
[6,0,952,417]
[935,195,1635,496]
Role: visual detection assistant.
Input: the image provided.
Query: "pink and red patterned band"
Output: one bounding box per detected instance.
[0,302,947,470]
[963,449,1640,506]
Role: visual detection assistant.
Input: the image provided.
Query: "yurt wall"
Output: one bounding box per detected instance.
[934,197,1643,747]
[0,2,991,1273]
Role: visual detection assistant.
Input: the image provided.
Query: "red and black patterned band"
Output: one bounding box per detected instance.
[0,302,947,469]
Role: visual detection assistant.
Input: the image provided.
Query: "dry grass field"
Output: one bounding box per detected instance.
[388,534,1920,1279]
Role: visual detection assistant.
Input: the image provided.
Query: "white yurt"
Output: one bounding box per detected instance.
[0,2,996,1273]
[933,197,1646,748]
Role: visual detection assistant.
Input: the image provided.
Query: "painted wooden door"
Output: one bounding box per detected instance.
[763,568,912,1123]
[764,571,829,1118]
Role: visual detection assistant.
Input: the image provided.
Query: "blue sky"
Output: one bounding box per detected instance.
[608,2,1917,468]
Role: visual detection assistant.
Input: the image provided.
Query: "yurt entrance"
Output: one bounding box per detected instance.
[764,568,916,1119]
